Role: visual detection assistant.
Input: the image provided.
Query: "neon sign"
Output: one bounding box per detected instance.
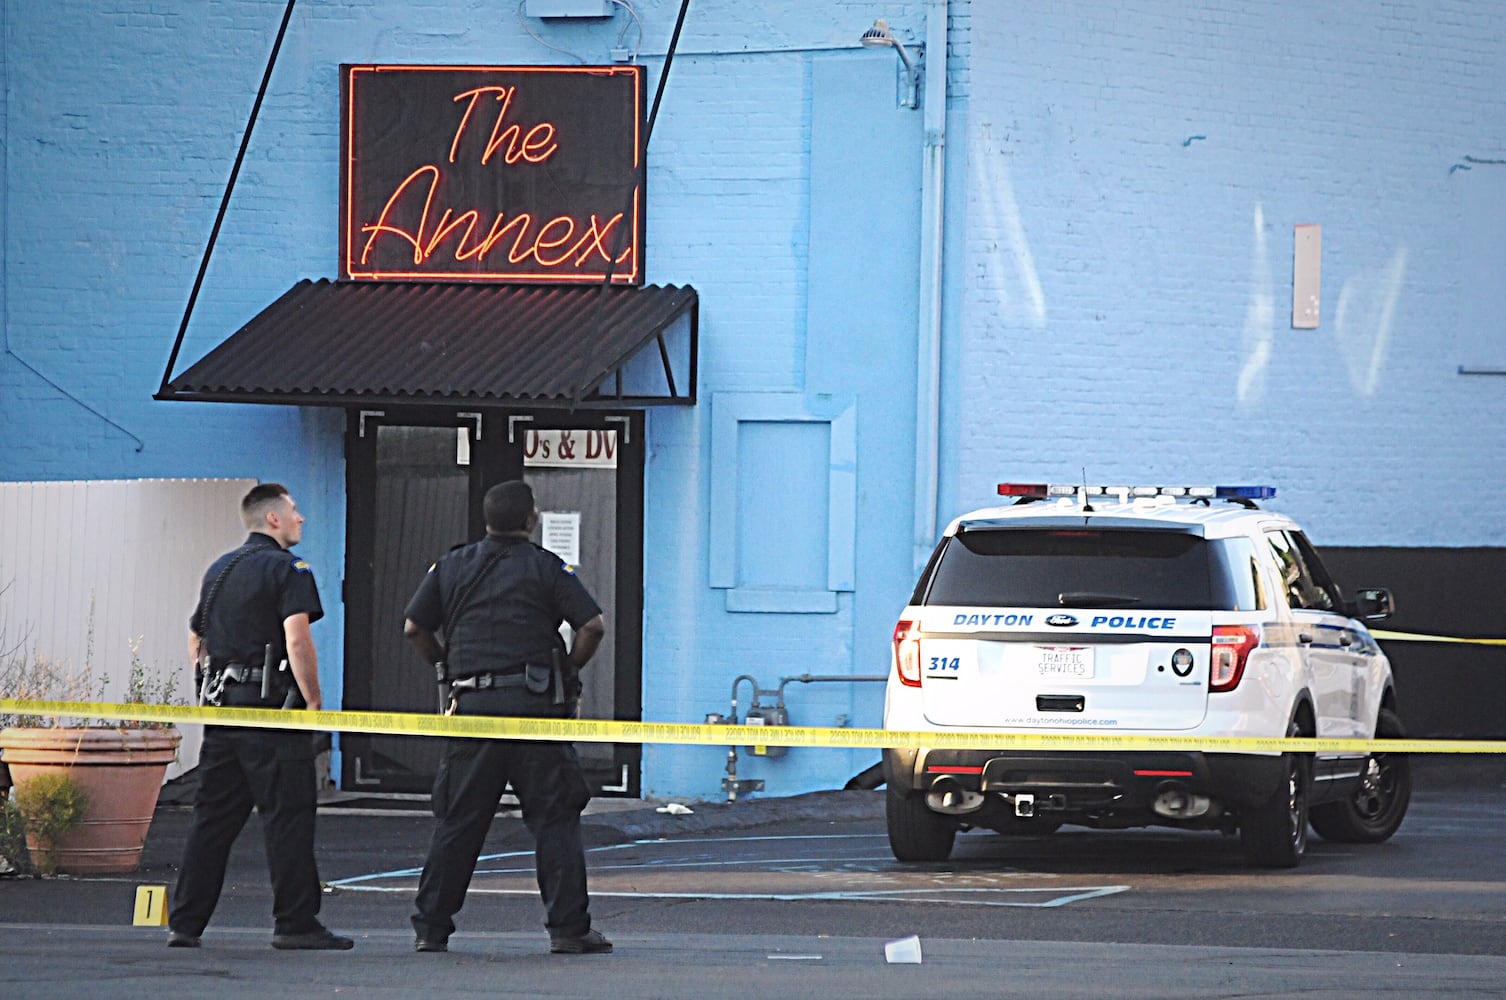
[341,65,643,284]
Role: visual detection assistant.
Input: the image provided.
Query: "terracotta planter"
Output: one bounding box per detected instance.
[0,726,182,874]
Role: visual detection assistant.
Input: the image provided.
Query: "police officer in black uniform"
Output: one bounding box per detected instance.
[405,479,612,956]
[167,482,353,951]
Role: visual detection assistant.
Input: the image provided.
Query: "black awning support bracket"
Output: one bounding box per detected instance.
[574,0,693,411]
[157,0,297,399]
[655,333,679,398]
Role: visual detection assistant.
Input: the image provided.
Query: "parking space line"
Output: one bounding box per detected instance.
[326,833,1130,908]
[331,884,1128,907]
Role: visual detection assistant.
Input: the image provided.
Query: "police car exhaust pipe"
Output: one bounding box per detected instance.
[926,777,985,815]
[1152,782,1213,819]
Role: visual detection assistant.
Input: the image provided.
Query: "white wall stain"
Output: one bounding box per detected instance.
[974,123,1047,328]
[1237,203,1274,404]
[1334,248,1407,397]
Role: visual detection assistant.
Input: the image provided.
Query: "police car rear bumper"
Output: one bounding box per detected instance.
[884,746,1287,813]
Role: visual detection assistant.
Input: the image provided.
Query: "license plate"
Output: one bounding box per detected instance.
[1035,646,1093,679]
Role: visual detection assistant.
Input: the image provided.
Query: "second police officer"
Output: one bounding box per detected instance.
[403,479,612,956]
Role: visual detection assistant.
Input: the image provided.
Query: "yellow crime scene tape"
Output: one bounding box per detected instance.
[1372,629,1506,646]
[4,699,1505,755]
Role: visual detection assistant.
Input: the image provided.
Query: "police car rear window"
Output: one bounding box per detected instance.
[917,528,1259,611]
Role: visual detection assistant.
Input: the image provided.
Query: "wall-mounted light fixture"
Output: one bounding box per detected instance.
[859,18,922,109]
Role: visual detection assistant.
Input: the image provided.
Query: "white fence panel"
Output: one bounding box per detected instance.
[0,478,257,780]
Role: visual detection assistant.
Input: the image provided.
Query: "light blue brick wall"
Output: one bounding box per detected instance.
[952,1,1506,546]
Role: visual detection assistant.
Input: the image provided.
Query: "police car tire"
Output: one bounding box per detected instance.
[1309,708,1411,844]
[1240,718,1311,868]
[885,785,957,862]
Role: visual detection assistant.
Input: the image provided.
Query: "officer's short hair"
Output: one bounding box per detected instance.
[242,482,291,530]
[484,480,534,533]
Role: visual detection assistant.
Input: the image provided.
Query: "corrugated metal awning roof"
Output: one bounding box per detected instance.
[158,279,698,409]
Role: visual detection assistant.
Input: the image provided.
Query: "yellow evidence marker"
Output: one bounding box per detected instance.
[133,885,168,926]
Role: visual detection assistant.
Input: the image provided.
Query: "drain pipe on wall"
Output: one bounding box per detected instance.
[912,0,950,575]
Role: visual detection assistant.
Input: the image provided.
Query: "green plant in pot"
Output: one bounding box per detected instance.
[11,771,89,876]
[1,796,32,875]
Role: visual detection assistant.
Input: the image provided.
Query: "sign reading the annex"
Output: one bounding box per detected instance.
[340,65,643,284]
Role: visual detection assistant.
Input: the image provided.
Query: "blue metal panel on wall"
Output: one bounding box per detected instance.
[737,422,829,590]
[708,392,856,613]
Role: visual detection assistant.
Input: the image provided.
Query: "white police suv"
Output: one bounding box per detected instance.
[883,483,1410,868]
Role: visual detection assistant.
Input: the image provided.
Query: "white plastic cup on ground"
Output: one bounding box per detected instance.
[884,935,922,964]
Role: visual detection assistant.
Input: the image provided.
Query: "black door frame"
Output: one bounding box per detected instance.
[341,405,645,796]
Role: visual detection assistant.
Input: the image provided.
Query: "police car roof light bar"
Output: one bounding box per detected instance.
[1215,485,1277,500]
[996,483,1276,502]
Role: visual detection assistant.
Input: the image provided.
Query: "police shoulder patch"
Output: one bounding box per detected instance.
[561,563,578,576]
[290,558,312,573]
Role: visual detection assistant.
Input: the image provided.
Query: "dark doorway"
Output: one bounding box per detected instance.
[341,408,644,796]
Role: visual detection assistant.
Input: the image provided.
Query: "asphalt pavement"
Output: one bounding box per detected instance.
[0,785,894,999]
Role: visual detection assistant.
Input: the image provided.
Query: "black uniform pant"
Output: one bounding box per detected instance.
[170,725,324,937]
[411,695,593,942]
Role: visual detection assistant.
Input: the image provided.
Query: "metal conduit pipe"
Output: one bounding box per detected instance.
[729,673,760,724]
[719,674,768,802]
[775,674,888,704]
[912,0,949,574]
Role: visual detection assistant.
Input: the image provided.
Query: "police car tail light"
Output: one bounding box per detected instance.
[893,620,923,687]
[1210,625,1260,692]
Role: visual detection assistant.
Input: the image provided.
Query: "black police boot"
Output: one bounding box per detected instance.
[271,927,355,950]
[549,928,613,954]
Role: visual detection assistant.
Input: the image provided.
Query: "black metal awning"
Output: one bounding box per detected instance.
[156,279,698,409]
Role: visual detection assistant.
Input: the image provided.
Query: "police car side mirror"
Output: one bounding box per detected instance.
[1353,587,1394,621]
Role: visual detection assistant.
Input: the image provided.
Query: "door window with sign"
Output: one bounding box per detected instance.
[523,426,623,786]
[343,422,474,792]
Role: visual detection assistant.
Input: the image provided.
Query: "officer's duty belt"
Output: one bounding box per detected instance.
[217,662,270,684]
[449,670,527,692]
